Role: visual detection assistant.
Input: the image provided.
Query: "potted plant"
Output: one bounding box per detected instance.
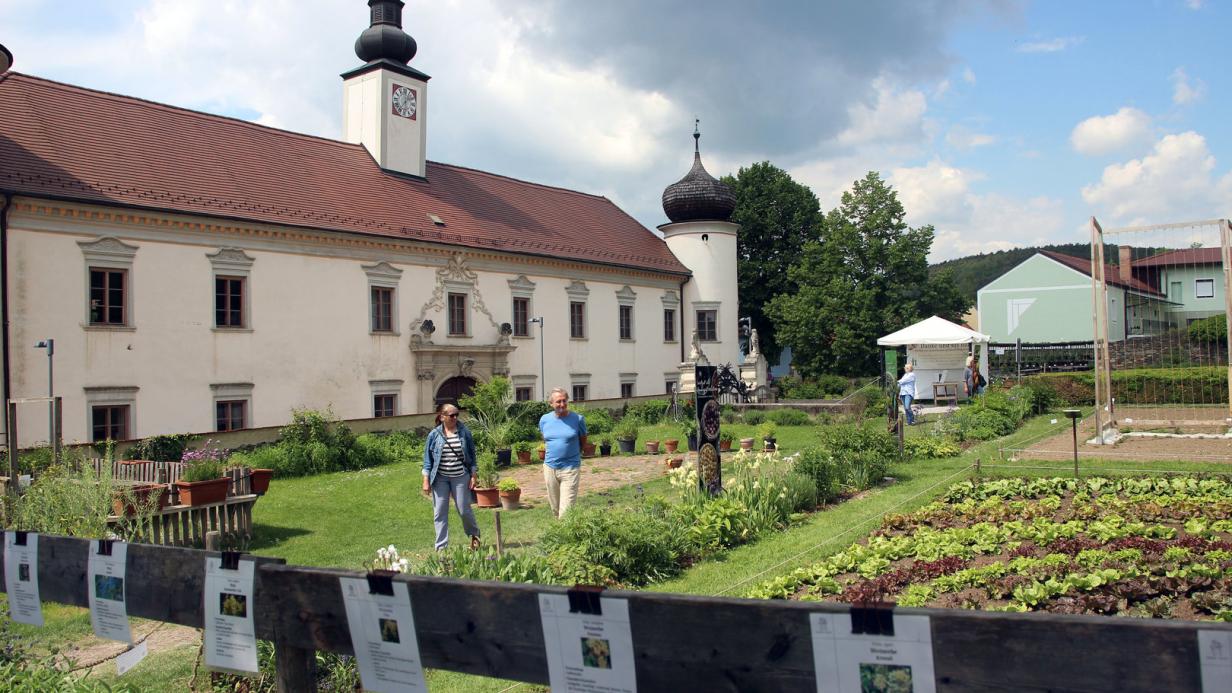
[663,456,684,469]
[719,430,734,453]
[248,467,274,495]
[112,482,170,517]
[663,436,679,454]
[537,443,547,461]
[740,437,755,451]
[473,453,500,508]
[614,419,639,454]
[645,439,660,454]
[583,438,597,458]
[175,459,229,506]
[498,477,521,510]
[491,421,515,468]
[682,417,699,451]
[758,421,778,452]
[598,434,612,457]
[513,441,534,465]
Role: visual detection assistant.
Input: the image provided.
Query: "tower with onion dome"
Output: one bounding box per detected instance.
[342,0,430,178]
[660,121,742,373]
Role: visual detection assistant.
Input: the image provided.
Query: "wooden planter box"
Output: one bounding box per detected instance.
[176,477,229,506]
[250,468,273,495]
[112,483,170,516]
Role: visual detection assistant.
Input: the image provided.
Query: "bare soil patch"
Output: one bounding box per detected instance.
[1014,407,1232,463]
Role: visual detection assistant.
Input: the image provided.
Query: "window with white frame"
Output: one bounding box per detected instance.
[515,386,533,402]
[566,280,589,340]
[448,293,468,335]
[571,373,590,403]
[208,248,254,330]
[79,237,138,328]
[512,375,538,403]
[696,309,718,342]
[1196,278,1215,299]
[661,290,680,343]
[364,262,402,334]
[370,379,402,418]
[85,386,138,442]
[508,275,536,337]
[620,373,636,399]
[616,285,637,341]
[572,384,588,402]
[211,383,253,432]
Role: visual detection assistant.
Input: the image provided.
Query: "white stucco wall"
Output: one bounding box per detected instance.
[661,220,740,368]
[3,200,686,446]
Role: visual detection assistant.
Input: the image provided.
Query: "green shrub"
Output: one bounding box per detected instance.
[816,423,896,491]
[228,408,399,478]
[768,408,811,426]
[509,400,552,422]
[720,406,740,423]
[575,407,614,435]
[779,374,849,399]
[180,459,224,482]
[794,446,844,502]
[742,410,766,426]
[944,407,1014,441]
[625,399,670,425]
[903,435,961,459]
[545,545,619,586]
[1023,367,1228,406]
[1190,313,1226,342]
[540,506,681,586]
[124,433,193,461]
[613,418,640,442]
[8,463,112,538]
[475,452,499,488]
[1,445,56,476]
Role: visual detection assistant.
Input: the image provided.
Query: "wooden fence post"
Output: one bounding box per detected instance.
[274,642,318,693]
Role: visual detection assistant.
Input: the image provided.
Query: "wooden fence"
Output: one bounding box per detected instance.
[3,534,1232,691]
[88,458,190,484]
[110,467,259,547]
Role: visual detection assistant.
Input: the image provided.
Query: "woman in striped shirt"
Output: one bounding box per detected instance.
[422,404,481,550]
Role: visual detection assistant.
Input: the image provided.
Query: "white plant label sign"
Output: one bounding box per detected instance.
[339,577,427,693]
[88,541,132,643]
[539,594,637,692]
[3,532,43,626]
[810,613,936,693]
[204,557,259,674]
[1199,630,1232,692]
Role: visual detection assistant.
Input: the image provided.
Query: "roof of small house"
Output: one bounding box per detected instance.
[0,72,689,275]
[1131,247,1223,268]
[1038,250,1163,296]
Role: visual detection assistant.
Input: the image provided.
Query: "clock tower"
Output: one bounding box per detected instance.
[342,0,429,178]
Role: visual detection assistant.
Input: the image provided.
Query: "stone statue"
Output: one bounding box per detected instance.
[689,329,701,361]
[749,328,761,357]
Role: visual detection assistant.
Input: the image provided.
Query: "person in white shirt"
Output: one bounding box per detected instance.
[898,363,917,425]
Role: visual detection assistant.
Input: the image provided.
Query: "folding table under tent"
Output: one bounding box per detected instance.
[877,315,990,402]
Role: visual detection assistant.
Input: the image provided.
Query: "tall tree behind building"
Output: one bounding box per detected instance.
[723,162,823,364]
[768,172,968,377]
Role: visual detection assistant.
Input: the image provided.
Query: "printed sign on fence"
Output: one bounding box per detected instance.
[88,541,132,643]
[204,556,259,674]
[539,594,637,692]
[1199,630,1232,692]
[3,532,43,626]
[810,613,936,693]
[339,576,427,693]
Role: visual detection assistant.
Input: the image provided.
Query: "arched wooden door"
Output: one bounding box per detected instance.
[435,376,477,408]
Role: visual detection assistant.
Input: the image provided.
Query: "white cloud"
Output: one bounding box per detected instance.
[1171,67,1206,105]
[1185,0,1205,9]
[962,67,976,84]
[835,79,929,147]
[1017,36,1084,53]
[1070,107,1153,156]
[945,126,996,150]
[1081,131,1232,224]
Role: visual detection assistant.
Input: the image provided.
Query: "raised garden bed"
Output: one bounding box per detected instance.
[748,476,1232,621]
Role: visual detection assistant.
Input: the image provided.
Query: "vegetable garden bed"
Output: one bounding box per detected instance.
[748,476,1232,621]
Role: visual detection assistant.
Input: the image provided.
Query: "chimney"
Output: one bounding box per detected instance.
[1119,247,1132,282]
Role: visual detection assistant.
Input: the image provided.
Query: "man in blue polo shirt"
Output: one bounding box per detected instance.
[539,387,588,518]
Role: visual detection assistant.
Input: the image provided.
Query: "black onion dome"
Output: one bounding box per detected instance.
[661,127,735,223]
[355,0,417,64]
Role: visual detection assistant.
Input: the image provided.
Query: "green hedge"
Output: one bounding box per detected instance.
[1023,367,1228,406]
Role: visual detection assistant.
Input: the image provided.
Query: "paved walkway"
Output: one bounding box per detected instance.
[500,451,692,506]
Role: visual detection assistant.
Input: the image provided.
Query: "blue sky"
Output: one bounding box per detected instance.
[1,0,1227,261]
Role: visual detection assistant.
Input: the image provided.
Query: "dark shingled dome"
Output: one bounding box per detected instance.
[355,0,417,64]
[661,131,735,223]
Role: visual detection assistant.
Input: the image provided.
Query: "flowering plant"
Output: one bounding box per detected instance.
[372,544,410,573]
[181,439,228,464]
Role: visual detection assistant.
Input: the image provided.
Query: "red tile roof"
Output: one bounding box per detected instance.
[1038,250,1163,296]
[1131,247,1222,267]
[0,73,688,275]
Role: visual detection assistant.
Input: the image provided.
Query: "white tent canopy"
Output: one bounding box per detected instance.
[877,315,989,346]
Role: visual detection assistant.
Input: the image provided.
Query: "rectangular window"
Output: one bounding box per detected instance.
[619,305,633,340]
[515,386,533,402]
[91,405,129,442]
[663,309,676,342]
[570,301,586,339]
[666,381,676,394]
[215,400,247,431]
[697,309,717,342]
[621,383,634,399]
[89,268,127,325]
[373,394,397,418]
[572,384,587,402]
[215,276,245,328]
[513,297,530,336]
[371,287,394,332]
[448,292,467,335]
[1196,278,1215,299]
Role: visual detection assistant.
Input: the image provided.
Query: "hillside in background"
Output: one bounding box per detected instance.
[930,243,1167,304]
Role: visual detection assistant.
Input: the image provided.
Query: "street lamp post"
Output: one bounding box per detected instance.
[529,317,545,400]
[34,339,53,442]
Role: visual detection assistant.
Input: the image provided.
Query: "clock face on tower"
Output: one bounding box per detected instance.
[391,84,417,120]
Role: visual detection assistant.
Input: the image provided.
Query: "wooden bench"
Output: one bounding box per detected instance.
[933,381,960,407]
[108,466,260,547]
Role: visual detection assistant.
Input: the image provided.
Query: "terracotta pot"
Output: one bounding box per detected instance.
[474,487,500,508]
[645,440,660,454]
[664,456,684,469]
[516,450,532,465]
[250,468,273,495]
[739,438,755,451]
[538,448,546,461]
[499,488,522,510]
[112,483,169,516]
[175,477,229,506]
[583,442,597,458]
[663,439,679,453]
[719,440,732,453]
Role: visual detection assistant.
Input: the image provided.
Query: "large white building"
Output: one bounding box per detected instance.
[0,1,741,446]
